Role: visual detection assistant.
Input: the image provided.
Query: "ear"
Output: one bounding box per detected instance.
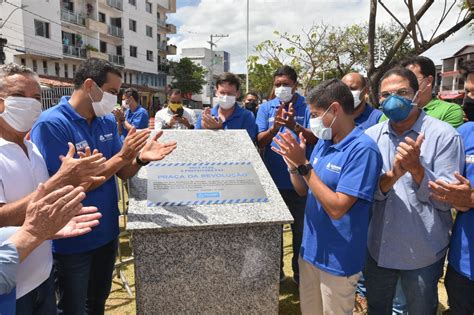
[0,95,5,114]
[332,101,343,115]
[292,82,298,93]
[236,90,241,99]
[426,75,434,87]
[83,78,94,92]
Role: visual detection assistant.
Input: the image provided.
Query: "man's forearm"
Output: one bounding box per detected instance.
[8,227,43,262]
[257,128,277,148]
[379,171,399,194]
[116,158,142,180]
[86,154,131,191]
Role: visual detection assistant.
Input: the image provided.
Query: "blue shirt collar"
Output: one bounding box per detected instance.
[59,96,86,121]
[323,126,364,152]
[211,103,243,120]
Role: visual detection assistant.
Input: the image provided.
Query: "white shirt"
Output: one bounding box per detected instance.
[0,138,52,299]
[154,107,196,129]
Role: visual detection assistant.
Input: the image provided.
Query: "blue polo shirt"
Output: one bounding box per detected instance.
[30,96,122,254]
[0,289,15,314]
[256,94,312,190]
[195,104,257,141]
[300,126,382,276]
[449,121,474,280]
[355,104,382,130]
[122,105,149,140]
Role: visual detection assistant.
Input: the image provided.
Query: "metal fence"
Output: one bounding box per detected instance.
[41,87,74,111]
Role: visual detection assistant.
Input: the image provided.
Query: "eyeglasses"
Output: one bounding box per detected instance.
[379,88,412,99]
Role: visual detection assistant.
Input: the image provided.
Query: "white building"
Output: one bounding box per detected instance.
[181,47,230,105]
[0,0,176,106]
[439,45,474,102]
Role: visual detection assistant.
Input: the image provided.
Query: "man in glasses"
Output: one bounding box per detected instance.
[364,67,463,314]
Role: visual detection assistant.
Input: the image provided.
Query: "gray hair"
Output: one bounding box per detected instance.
[0,63,39,89]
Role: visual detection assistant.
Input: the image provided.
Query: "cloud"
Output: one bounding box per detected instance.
[168,0,473,73]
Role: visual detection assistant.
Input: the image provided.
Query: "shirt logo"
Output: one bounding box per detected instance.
[268,117,275,123]
[75,140,89,151]
[295,116,305,122]
[467,155,474,164]
[326,162,341,173]
[313,157,318,164]
[99,133,114,142]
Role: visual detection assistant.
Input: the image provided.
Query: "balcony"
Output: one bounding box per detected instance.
[87,50,108,60]
[157,18,167,29]
[63,45,87,59]
[106,0,123,11]
[107,25,123,38]
[166,23,176,34]
[157,42,167,51]
[60,9,86,26]
[166,45,177,55]
[87,18,107,34]
[108,54,124,66]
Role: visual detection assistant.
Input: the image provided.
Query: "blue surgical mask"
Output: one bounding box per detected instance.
[381,92,418,122]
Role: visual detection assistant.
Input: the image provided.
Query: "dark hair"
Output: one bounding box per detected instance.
[379,67,419,93]
[307,79,354,114]
[460,60,474,78]
[273,65,297,83]
[400,56,436,79]
[73,58,122,89]
[125,88,139,102]
[245,92,258,99]
[216,72,240,91]
[169,89,182,97]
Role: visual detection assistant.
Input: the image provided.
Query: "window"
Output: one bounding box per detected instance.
[64,63,69,78]
[116,45,122,56]
[129,0,136,5]
[32,60,37,72]
[20,58,26,66]
[145,1,152,13]
[129,19,136,32]
[98,12,106,23]
[146,50,153,61]
[124,72,127,83]
[72,64,77,76]
[130,46,137,57]
[100,41,107,53]
[42,60,48,74]
[146,25,152,37]
[55,63,60,76]
[157,12,160,19]
[34,20,50,38]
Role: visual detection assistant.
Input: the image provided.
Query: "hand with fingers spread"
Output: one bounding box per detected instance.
[56,142,106,188]
[201,108,223,130]
[269,103,285,134]
[138,130,177,162]
[396,134,424,175]
[52,206,102,239]
[119,127,151,161]
[112,108,125,123]
[428,172,473,211]
[275,102,296,130]
[271,130,307,167]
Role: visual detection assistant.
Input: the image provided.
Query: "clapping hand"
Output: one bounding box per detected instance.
[201,107,223,129]
[271,130,307,167]
[138,130,177,162]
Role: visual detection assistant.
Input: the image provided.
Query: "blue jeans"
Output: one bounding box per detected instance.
[365,253,444,315]
[16,272,56,315]
[445,264,474,315]
[54,239,117,315]
[279,189,306,282]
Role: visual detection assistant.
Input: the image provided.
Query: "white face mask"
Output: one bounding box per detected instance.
[309,105,336,140]
[217,95,236,110]
[275,86,293,103]
[351,90,362,108]
[89,82,117,117]
[122,100,129,109]
[0,96,42,132]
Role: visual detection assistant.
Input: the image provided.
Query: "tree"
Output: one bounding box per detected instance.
[247,56,281,99]
[169,58,207,95]
[367,0,473,105]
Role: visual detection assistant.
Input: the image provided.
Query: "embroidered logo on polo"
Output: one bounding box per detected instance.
[75,140,89,151]
[326,162,342,173]
[99,133,114,142]
[466,155,474,164]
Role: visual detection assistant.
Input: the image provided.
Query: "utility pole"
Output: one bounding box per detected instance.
[207,34,228,106]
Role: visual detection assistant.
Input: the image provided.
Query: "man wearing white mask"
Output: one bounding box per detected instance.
[195,72,257,141]
[0,63,104,314]
[271,79,382,314]
[30,58,178,315]
[114,87,149,140]
[341,72,383,130]
[256,65,315,284]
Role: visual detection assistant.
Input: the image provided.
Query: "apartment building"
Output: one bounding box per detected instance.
[439,45,474,102]
[181,47,230,105]
[0,0,176,105]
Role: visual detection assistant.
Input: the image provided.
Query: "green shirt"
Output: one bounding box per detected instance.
[379,98,464,128]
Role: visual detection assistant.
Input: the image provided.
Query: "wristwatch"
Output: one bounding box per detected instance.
[294,123,302,134]
[297,163,313,176]
[288,167,298,174]
[135,155,150,166]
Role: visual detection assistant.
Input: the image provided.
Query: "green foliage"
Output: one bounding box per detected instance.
[169,58,207,95]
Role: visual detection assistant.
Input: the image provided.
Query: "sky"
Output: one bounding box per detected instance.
[167,0,473,74]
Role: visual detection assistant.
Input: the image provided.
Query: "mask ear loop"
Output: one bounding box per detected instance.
[411,90,420,107]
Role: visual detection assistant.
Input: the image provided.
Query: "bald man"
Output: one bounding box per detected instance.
[341,73,382,130]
